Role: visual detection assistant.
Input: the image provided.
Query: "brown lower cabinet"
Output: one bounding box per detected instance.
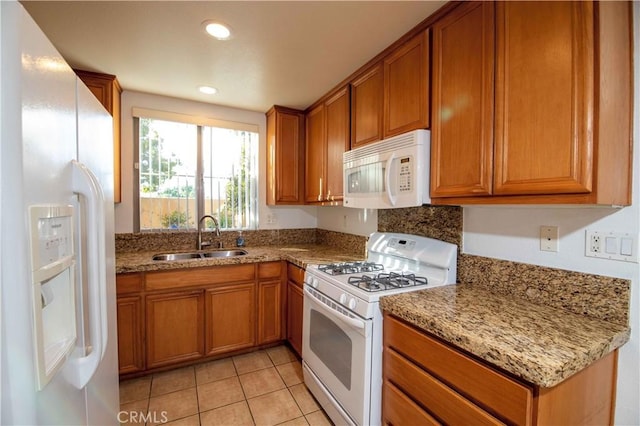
[116,273,145,375]
[286,263,305,357]
[383,314,618,426]
[115,261,286,376]
[146,290,205,369]
[116,295,144,375]
[206,283,256,356]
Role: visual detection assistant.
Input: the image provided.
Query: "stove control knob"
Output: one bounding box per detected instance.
[309,277,319,288]
[348,298,357,310]
[339,294,347,304]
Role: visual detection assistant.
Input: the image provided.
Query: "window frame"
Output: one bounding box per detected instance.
[132,108,259,232]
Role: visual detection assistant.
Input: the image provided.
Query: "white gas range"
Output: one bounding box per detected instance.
[302,232,457,426]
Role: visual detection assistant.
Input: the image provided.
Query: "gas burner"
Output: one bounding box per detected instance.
[318,261,384,276]
[348,275,382,292]
[376,272,428,288]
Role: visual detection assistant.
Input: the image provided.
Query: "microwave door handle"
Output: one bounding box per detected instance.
[384,154,397,206]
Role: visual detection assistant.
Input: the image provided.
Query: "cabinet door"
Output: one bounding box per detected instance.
[75,70,122,203]
[205,283,256,355]
[258,280,282,345]
[351,62,384,147]
[116,296,144,375]
[384,29,430,137]
[431,1,495,198]
[146,290,204,368]
[286,279,304,357]
[324,86,350,202]
[266,106,305,205]
[493,2,594,195]
[305,104,325,203]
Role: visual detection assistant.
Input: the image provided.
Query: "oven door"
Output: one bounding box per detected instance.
[302,285,372,426]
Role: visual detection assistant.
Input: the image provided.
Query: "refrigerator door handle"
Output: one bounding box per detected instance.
[64,160,108,389]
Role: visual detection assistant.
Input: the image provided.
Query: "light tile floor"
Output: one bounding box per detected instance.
[119,345,334,426]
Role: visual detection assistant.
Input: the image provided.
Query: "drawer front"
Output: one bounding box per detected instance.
[385,348,505,426]
[383,380,441,426]
[146,264,256,291]
[287,263,305,285]
[384,314,533,425]
[116,273,143,295]
[258,261,282,279]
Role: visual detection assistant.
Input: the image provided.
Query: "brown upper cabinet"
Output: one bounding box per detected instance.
[384,29,430,138]
[266,106,305,205]
[305,86,350,204]
[430,1,633,205]
[74,70,122,203]
[351,63,384,148]
[351,30,430,148]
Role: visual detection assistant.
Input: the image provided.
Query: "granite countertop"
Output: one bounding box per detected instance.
[380,284,630,388]
[116,244,365,274]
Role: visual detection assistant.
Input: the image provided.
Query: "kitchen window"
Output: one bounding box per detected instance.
[133,109,258,231]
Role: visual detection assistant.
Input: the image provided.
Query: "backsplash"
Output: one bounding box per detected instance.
[316,229,367,256]
[116,229,314,253]
[378,205,462,247]
[115,228,365,254]
[458,254,630,326]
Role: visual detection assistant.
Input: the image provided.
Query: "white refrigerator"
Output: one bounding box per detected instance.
[1,2,119,424]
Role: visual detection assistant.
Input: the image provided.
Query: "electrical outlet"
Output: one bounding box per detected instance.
[266,213,277,224]
[585,230,638,263]
[590,233,602,253]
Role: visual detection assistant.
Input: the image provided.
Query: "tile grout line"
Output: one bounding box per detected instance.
[232,355,258,426]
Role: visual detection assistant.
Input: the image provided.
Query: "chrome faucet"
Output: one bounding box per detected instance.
[197,215,222,250]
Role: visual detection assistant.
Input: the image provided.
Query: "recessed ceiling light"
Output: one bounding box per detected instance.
[198,86,218,95]
[203,21,231,40]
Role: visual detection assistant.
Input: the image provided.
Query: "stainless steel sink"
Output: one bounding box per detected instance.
[202,249,248,258]
[152,253,203,261]
[152,249,247,261]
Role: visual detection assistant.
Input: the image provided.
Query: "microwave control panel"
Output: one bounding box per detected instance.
[398,157,412,192]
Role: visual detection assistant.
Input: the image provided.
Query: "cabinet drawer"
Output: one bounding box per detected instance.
[287,263,305,286]
[258,261,282,279]
[146,264,256,291]
[384,314,532,425]
[116,273,143,295]
[385,348,505,425]
[383,380,440,426]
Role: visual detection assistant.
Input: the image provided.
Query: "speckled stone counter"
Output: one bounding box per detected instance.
[380,284,630,388]
[116,244,365,274]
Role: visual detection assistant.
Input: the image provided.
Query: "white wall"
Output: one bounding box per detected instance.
[114,91,317,233]
[316,205,377,237]
[464,6,640,423]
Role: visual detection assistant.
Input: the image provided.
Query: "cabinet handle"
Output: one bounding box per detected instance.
[318,178,323,202]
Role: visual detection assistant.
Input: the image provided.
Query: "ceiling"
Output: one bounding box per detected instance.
[21,1,446,113]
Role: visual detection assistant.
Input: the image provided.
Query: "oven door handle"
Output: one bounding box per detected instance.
[304,287,367,332]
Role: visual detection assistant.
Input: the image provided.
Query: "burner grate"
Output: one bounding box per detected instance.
[347,272,428,292]
[318,261,384,276]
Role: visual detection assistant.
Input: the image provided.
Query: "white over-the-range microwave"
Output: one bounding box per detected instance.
[343,129,430,209]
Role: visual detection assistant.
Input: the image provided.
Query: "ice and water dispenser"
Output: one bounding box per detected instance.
[28,205,77,390]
